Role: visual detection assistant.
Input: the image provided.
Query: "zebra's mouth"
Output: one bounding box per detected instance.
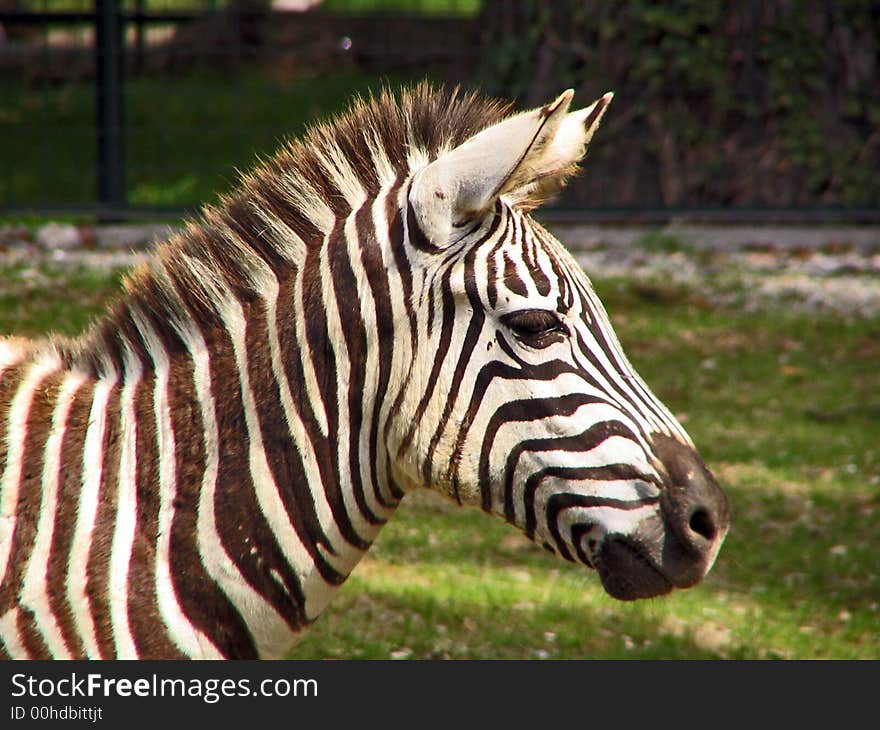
[592,536,674,601]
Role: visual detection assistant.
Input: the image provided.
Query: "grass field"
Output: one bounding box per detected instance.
[2,256,876,659]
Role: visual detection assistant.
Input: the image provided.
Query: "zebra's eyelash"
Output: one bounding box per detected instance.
[499,309,568,347]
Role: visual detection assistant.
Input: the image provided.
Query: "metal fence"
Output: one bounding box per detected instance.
[0,1,484,220]
[2,1,218,217]
[1,1,878,223]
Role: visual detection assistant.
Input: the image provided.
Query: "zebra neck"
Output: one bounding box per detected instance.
[4,278,400,657]
[27,205,409,654]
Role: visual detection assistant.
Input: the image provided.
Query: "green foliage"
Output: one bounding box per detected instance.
[478,0,880,207]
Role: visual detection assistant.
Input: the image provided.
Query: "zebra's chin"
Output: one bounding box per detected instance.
[592,536,675,601]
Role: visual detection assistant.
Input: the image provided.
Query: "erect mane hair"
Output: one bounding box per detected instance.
[55,83,519,376]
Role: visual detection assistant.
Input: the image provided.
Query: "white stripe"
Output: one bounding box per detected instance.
[475,208,513,312]
[20,372,86,659]
[381,182,425,473]
[577,284,676,434]
[108,346,141,659]
[557,240,689,442]
[370,180,411,502]
[0,608,27,659]
[313,143,367,210]
[249,200,307,265]
[0,356,59,591]
[67,372,117,659]
[550,503,658,546]
[132,311,223,659]
[566,309,668,440]
[367,129,397,189]
[279,174,335,235]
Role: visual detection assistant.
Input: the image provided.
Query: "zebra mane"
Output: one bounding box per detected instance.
[50,83,517,377]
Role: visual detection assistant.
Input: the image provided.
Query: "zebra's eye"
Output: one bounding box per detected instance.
[501,309,567,347]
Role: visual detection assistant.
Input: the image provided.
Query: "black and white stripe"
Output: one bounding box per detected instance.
[0,85,728,659]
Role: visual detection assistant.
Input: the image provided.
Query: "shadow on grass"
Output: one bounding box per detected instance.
[381,486,878,604]
[337,485,879,659]
[290,585,736,660]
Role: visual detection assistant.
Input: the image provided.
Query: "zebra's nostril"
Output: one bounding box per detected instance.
[652,433,730,556]
[688,507,716,542]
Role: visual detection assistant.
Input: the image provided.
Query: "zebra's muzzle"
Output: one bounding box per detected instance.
[654,433,730,588]
[591,434,730,601]
[593,536,675,601]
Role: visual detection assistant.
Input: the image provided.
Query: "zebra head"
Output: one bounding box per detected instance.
[391,90,730,600]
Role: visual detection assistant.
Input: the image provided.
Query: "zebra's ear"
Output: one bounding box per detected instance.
[409,90,613,246]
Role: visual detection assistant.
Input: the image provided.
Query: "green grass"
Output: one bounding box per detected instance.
[0,263,877,659]
[0,263,128,338]
[1,70,422,209]
[293,281,879,659]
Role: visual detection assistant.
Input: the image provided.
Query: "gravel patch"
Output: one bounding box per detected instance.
[551,223,880,252]
[573,245,880,318]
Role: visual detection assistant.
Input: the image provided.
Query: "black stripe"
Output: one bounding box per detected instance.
[401,269,456,465]
[330,217,385,527]
[471,392,607,518]
[127,374,187,659]
[166,354,257,659]
[508,419,651,537]
[48,380,93,657]
[208,315,308,635]
[246,298,346,585]
[502,250,529,298]
[298,228,375,549]
[570,324,656,439]
[18,607,50,659]
[383,196,419,475]
[485,207,512,310]
[0,371,61,621]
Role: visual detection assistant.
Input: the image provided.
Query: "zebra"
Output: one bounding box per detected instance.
[0,84,729,659]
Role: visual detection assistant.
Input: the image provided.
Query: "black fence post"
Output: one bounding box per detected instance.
[133,0,144,75]
[95,0,126,216]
